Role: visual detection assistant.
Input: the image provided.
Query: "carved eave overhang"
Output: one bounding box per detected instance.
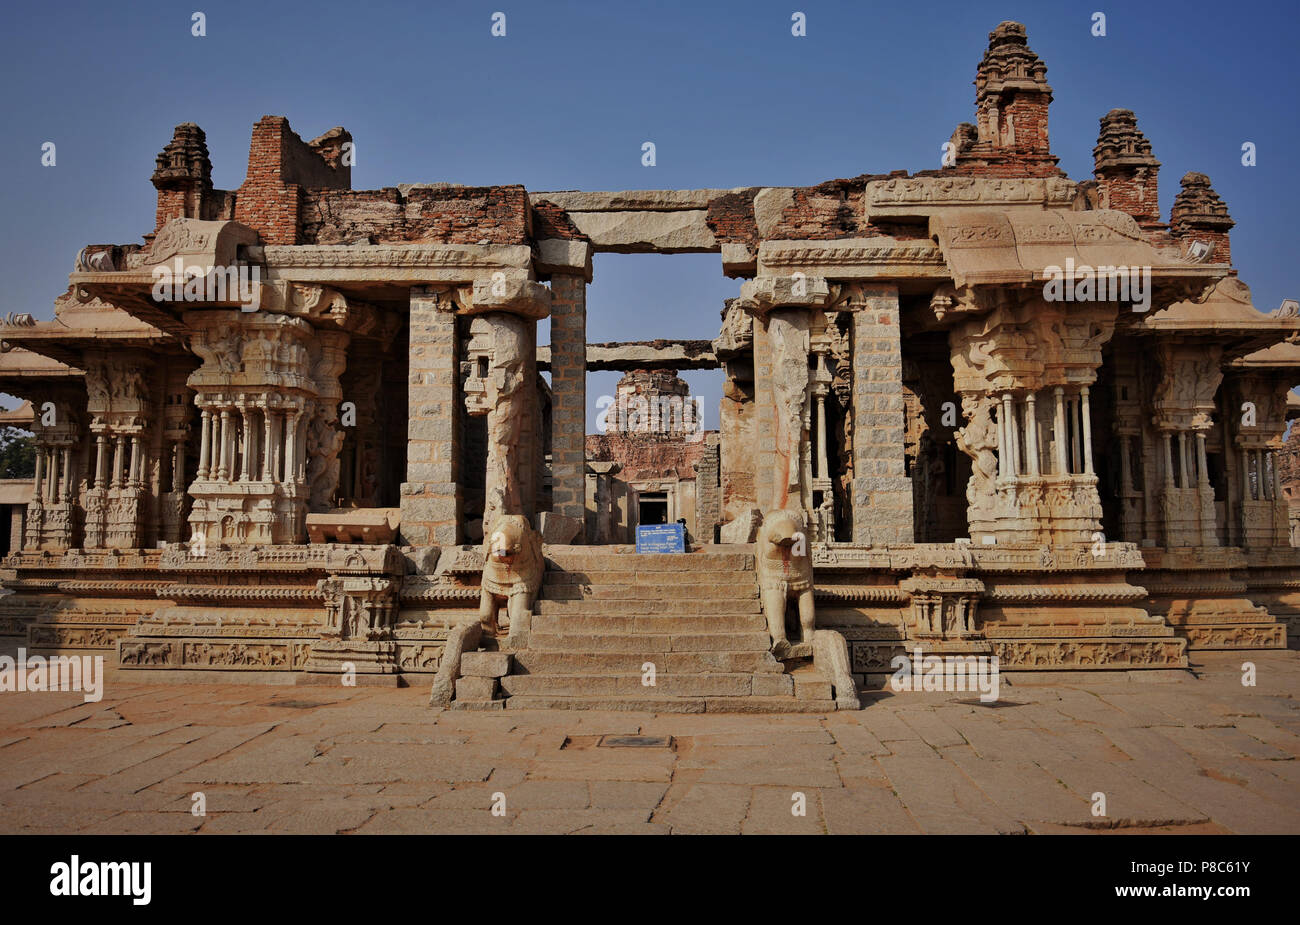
[929,209,1224,300]
[1229,340,1300,373]
[68,219,262,337]
[70,218,536,333]
[0,345,83,396]
[1131,277,1300,360]
[0,295,176,368]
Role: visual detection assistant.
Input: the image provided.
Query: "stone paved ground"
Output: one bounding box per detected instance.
[1,650,1298,835]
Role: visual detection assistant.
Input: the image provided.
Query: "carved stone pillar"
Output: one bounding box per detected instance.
[94,433,107,488]
[1025,392,1040,477]
[549,273,588,526]
[1080,386,1094,476]
[197,409,210,479]
[1053,386,1067,475]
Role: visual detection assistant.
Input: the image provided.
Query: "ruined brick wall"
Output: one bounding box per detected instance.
[585,432,712,482]
[1001,92,1050,156]
[233,117,349,245]
[1099,167,1160,225]
[705,191,758,249]
[234,117,307,244]
[301,185,530,245]
[532,201,588,240]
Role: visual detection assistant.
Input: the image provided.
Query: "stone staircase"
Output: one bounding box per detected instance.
[498,546,838,712]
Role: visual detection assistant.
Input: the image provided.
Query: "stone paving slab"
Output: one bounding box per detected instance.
[0,650,1296,834]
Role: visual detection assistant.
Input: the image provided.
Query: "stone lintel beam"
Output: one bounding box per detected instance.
[736,274,831,318]
[535,339,718,372]
[529,190,736,212]
[459,279,551,320]
[534,238,593,282]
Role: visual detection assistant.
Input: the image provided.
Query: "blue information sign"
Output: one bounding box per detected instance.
[635,523,685,554]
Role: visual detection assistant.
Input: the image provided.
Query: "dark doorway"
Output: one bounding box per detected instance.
[637,492,668,525]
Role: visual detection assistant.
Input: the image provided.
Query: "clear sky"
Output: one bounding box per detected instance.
[2,0,1296,430]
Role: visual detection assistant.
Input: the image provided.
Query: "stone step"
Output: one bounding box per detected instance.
[543,551,754,572]
[543,570,754,586]
[540,583,759,601]
[791,667,834,701]
[510,650,785,675]
[500,672,758,697]
[531,613,766,634]
[527,631,773,654]
[503,695,838,714]
[534,599,761,616]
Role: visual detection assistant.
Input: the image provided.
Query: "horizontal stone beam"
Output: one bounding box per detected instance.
[530,190,739,212]
[536,339,718,372]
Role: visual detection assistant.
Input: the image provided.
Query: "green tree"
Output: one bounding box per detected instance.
[0,426,35,479]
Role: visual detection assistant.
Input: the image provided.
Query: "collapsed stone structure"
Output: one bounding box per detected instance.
[1,22,1297,710]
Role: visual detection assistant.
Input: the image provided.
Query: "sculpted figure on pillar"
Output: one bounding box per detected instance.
[956,393,1000,525]
[768,309,811,510]
[463,313,529,531]
[735,274,831,518]
[457,277,549,537]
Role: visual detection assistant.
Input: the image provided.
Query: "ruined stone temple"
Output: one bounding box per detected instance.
[1,21,1297,710]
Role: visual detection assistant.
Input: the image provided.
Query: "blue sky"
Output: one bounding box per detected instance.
[2,0,1296,430]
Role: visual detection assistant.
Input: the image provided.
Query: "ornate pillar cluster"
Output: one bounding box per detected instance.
[184,287,363,547]
[78,352,153,550]
[944,288,1115,546]
[1146,342,1224,548]
[1228,372,1291,548]
[23,398,82,552]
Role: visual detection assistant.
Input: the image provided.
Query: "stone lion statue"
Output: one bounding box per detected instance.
[755,509,815,657]
[479,514,544,636]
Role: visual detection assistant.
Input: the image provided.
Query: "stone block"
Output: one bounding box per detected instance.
[460,651,513,679]
[752,672,795,697]
[535,239,593,279]
[538,511,584,544]
[720,508,762,543]
[455,676,499,701]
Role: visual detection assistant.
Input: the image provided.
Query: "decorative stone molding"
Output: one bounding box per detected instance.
[865,177,1076,215]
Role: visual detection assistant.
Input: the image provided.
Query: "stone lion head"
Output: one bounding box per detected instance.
[485,514,531,561]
